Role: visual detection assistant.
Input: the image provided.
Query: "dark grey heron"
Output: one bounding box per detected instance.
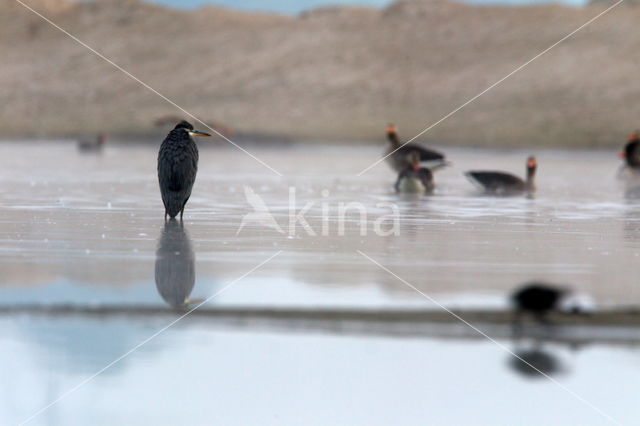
[157,120,211,221]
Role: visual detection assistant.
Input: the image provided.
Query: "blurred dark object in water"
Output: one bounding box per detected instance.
[77,132,106,153]
[511,283,569,322]
[154,220,196,309]
[617,131,640,183]
[620,131,640,168]
[465,156,536,195]
[384,124,447,172]
[154,114,233,138]
[509,347,562,378]
[394,151,434,194]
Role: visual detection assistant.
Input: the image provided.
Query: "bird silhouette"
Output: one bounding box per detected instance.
[157,120,211,221]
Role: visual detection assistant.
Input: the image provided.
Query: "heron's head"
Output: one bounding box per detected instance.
[174,120,211,137]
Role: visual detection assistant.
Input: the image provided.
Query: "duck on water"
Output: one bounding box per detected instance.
[385,124,447,172]
[394,151,435,194]
[618,131,640,180]
[465,156,537,195]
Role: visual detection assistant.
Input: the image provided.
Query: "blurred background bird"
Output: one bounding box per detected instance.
[394,151,435,194]
[511,282,568,323]
[465,156,537,195]
[77,132,106,153]
[384,124,447,172]
[157,120,211,221]
[620,131,640,169]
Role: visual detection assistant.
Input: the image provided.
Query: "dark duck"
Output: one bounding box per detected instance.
[394,151,435,194]
[385,124,447,172]
[620,131,640,168]
[618,131,640,183]
[465,156,537,195]
[511,283,569,322]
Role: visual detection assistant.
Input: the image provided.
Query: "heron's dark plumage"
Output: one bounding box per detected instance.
[158,122,199,219]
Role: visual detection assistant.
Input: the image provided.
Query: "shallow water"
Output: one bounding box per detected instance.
[1,140,639,424]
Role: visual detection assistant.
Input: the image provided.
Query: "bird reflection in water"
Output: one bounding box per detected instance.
[508,342,564,379]
[154,220,198,309]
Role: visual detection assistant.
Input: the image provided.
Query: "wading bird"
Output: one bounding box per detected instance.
[158,120,211,221]
[385,124,447,172]
[394,151,434,194]
[465,156,537,195]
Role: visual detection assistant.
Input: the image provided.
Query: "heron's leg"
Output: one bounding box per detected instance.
[164,211,168,222]
[180,208,184,222]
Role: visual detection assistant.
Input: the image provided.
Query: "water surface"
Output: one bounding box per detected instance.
[0,141,638,425]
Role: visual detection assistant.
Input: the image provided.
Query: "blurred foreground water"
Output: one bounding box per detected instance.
[0,140,638,425]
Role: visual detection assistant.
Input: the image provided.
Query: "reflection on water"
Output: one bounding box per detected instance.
[622,177,640,243]
[2,143,640,307]
[509,341,565,379]
[2,143,640,424]
[2,318,638,425]
[154,221,196,309]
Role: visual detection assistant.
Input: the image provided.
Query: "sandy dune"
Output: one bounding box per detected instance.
[1,0,637,147]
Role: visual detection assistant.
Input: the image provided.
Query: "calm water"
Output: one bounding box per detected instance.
[1,140,639,425]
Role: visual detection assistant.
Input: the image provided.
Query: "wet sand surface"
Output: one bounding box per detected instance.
[1,141,639,425]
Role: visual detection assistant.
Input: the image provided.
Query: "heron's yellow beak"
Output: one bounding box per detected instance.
[189,130,211,137]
